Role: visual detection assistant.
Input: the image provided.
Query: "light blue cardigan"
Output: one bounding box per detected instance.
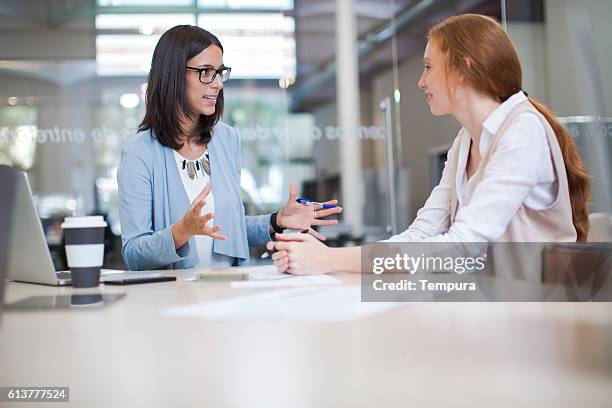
[118,122,272,270]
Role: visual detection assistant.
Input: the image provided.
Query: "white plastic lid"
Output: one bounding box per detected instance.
[61,216,107,229]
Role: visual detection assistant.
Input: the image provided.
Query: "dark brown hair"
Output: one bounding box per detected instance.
[429,14,591,241]
[139,25,224,149]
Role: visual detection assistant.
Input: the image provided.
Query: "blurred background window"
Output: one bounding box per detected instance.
[0,106,37,170]
[196,13,296,79]
[95,14,196,75]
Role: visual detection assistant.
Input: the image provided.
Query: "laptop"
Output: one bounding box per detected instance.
[0,165,17,310]
[1,166,173,286]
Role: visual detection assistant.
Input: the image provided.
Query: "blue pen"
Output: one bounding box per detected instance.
[296,197,337,209]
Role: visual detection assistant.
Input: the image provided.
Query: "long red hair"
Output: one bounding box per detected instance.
[428,14,591,241]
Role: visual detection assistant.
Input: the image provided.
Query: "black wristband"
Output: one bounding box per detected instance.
[270,212,285,234]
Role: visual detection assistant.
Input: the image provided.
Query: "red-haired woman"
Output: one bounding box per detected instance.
[267,13,591,275]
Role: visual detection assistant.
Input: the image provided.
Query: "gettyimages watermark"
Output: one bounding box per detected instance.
[360,242,612,302]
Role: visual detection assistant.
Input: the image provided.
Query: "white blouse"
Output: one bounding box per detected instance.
[387,91,557,243]
[173,150,233,268]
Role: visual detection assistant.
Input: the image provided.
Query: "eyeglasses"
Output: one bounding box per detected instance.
[185,66,231,84]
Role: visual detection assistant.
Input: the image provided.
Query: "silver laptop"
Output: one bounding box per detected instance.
[1,165,17,307]
[2,167,159,286]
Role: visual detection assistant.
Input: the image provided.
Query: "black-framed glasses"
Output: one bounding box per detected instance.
[185,66,231,84]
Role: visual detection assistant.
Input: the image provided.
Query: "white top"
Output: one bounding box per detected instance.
[173,150,233,269]
[387,91,557,243]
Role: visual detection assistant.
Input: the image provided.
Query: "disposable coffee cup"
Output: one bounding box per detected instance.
[61,216,107,288]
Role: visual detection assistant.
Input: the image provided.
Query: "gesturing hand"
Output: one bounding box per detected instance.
[172,182,227,249]
[276,184,342,241]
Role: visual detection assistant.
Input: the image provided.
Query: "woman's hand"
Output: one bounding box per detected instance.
[172,182,227,249]
[275,184,342,241]
[266,232,335,275]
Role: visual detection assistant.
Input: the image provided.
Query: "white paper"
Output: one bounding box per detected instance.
[232,265,294,282]
[226,265,277,275]
[161,286,406,322]
[187,264,341,286]
[226,265,342,286]
[231,273,341,288]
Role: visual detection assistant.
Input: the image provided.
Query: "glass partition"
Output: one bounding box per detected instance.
[504,0,612,223]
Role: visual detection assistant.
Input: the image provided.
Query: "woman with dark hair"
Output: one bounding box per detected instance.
[267,14,591,275]
[118,25,341,270]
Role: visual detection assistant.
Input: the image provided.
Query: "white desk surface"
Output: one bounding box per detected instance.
[1,269,612,408]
